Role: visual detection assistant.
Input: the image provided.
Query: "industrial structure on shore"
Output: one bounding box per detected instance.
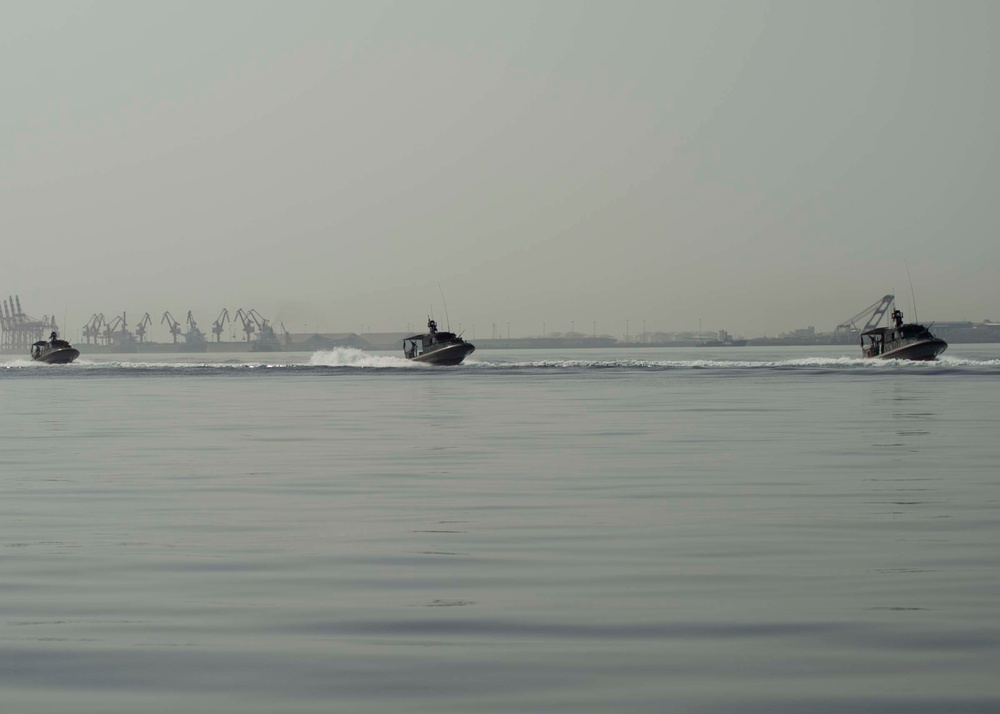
[3,294,999,355]
[67,305,378,353]
[1,295,60,353]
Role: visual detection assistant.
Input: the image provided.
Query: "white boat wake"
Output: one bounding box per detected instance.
[5,352,1000,372]
[308,347,418,368]
[463,355,1000,370]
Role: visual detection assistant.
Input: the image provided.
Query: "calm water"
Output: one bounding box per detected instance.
[2,345,999,713]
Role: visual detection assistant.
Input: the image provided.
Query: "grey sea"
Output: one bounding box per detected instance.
[2,345,999,713]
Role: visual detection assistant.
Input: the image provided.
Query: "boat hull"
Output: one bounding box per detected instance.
[410,342,475,366]
[32,347,81,364]
[873,338,947,361]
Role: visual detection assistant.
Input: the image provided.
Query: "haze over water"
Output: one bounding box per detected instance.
[3,345,1000,712]
[4,1,999,336]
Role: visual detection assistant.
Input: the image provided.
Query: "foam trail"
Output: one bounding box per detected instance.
[2,358,39,369]
[466,356,1000,370]
[5,353,999,373]
[308,347,417,368]
[76,360,265,370]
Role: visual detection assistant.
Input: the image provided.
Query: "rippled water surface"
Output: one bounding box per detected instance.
[3,345,1000,712]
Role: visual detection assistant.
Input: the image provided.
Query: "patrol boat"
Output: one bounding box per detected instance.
[861,308,947,361]
[31,331,80,364]
[403,319,475,365]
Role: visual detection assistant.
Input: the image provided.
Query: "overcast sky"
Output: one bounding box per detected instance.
[3,0,997,340]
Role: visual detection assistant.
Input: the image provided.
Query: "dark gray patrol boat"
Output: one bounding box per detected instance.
[861,308,947,361]
[404,319,475,365]
[31,331,80,364]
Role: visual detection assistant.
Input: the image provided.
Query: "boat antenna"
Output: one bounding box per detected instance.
[438,283,451,331]
[905,260,918,324]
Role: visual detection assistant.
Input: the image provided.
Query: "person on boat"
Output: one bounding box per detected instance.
[892,309,904,328]
[50,331,58,343]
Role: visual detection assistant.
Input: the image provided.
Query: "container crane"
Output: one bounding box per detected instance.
[162,311,182,343]
[0,295,52,352]
[212,309,230,342]
[135,313,152,342]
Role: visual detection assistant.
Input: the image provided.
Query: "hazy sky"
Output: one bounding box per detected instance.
[3,1,998,340]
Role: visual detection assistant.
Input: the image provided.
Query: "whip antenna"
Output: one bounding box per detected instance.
[905,260,918,324]
[438,283,451,331]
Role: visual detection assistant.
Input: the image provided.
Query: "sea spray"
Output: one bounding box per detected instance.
[308,347,418,369]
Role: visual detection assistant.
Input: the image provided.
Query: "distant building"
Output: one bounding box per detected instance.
[781,326,815,339]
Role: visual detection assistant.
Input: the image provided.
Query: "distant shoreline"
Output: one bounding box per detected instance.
[5,323,1000,356]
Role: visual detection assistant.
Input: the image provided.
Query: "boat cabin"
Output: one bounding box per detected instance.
[861,309,936,358]
[404,319,463,359]
[31,331,73,358]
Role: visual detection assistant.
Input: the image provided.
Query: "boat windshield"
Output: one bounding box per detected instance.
[861,331,885,357]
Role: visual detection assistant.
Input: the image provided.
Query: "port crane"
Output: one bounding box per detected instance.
[83,314,105,344]
[102,316,119,345]
[233,308,256,341]
[211,309,230,342]
[135,313,152,342]
[249,310,280,348]
[186,311,207,343]
[161,312,182,343]
[1,295,56,352]
[103,312,129,344]
[249,309,271,332]
[834,295,895,338]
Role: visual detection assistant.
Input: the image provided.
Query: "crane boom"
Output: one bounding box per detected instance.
[233,308,255,341]
[161,311,182,343]
[136,313,152,342]
[835,295,895,335]
[248,309,270,330]
[212,308,230,342]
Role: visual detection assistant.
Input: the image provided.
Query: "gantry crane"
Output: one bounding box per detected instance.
[212,308,230,342]
[135,313,152,342]
[162,311,182,343]
[0,295,55,352]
